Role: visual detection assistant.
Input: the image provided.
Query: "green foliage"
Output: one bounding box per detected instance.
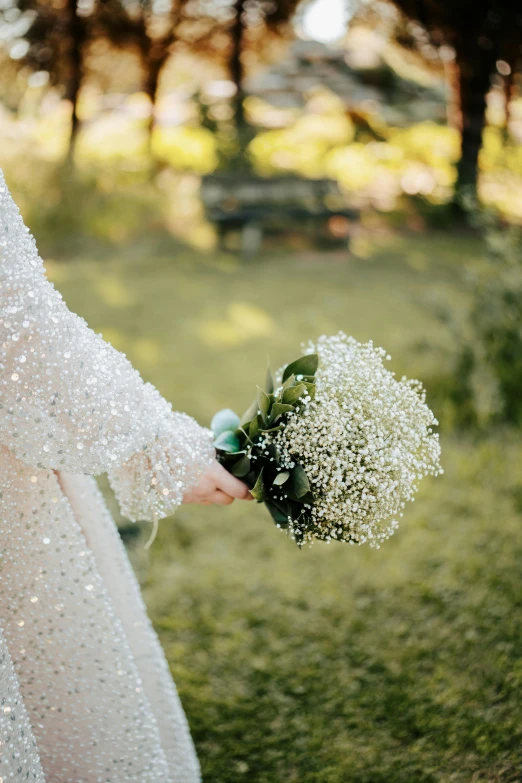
[8,163,169,254]
[3,104,522,217]
[152,126,218,173]
[443,208,522,428]
[211,353,317,545]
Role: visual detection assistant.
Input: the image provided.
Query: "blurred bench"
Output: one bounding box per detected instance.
[201,174,358,255]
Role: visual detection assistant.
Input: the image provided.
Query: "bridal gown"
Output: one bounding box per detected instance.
[0,171,215,783]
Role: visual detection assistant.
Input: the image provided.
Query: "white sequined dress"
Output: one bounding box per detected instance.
[0,171,215,782]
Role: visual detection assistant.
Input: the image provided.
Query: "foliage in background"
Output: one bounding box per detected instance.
[0,0,303,156]
[441,206,522,429]
[1,0,521,208]
[386,0,522,203]
[2,94,522,218]
[95,0,196,141]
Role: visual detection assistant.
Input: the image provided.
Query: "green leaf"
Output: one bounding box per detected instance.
[260,424,284,434]
[282,373,295,391]
[269,402,295,425]
[273,470,290,486]
[302,381,316,400]
[213,431,242,453]
[237,426,253,445]
[249,415,261,441]
[289,464,311,498]
[251,469,265,502]
[267,443,281,463]
[265,367,275,395]
[257,386,270,423]
[211,408,240,436]
[282,383,306,405]
[265,500,290,526]
[230,455,251,478]
[282,354,319,383]
[240,399,258,427]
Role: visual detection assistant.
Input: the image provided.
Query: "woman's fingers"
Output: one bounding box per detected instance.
[211,489,235,506]
[212,462,253,500]
[182,461,253,506]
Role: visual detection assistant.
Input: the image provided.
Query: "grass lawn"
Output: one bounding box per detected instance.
[48,232,522,782]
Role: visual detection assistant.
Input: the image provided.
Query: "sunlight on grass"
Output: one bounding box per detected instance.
[407,251,429,271]
[133,338,163,367]
[349,235,374,258]
[44,259,71,284]
[197,302,275,348]
[95,275,137,308]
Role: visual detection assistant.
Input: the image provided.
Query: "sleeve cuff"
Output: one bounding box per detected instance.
[108,412,215,522]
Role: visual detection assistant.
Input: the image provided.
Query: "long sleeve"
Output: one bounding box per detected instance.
[0,171,214,521]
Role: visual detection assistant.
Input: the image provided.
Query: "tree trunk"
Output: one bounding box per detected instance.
[143,50,165,143]
[502,67,515,139]
[230,0,248,153]
[65,0,86,161]
[454,46,495,204]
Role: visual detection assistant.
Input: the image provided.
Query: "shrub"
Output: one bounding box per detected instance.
[445,206,522,428]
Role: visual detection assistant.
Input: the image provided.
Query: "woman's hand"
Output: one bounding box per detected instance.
[183,459,253,506]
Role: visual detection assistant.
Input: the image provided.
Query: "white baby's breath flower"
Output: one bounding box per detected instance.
[270,333,442,547]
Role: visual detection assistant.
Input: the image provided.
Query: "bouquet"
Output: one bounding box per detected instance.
[211,333,442,547]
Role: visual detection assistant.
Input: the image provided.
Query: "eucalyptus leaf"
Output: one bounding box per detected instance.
[213,431,242,453]
[273,470,290,486]
[211,408,240,437]
[282,354,319,383]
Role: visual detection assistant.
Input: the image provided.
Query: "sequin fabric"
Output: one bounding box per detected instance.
[0,170,215,782]
[0,626,44,783]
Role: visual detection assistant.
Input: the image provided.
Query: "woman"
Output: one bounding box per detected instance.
[0,170,251,783]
